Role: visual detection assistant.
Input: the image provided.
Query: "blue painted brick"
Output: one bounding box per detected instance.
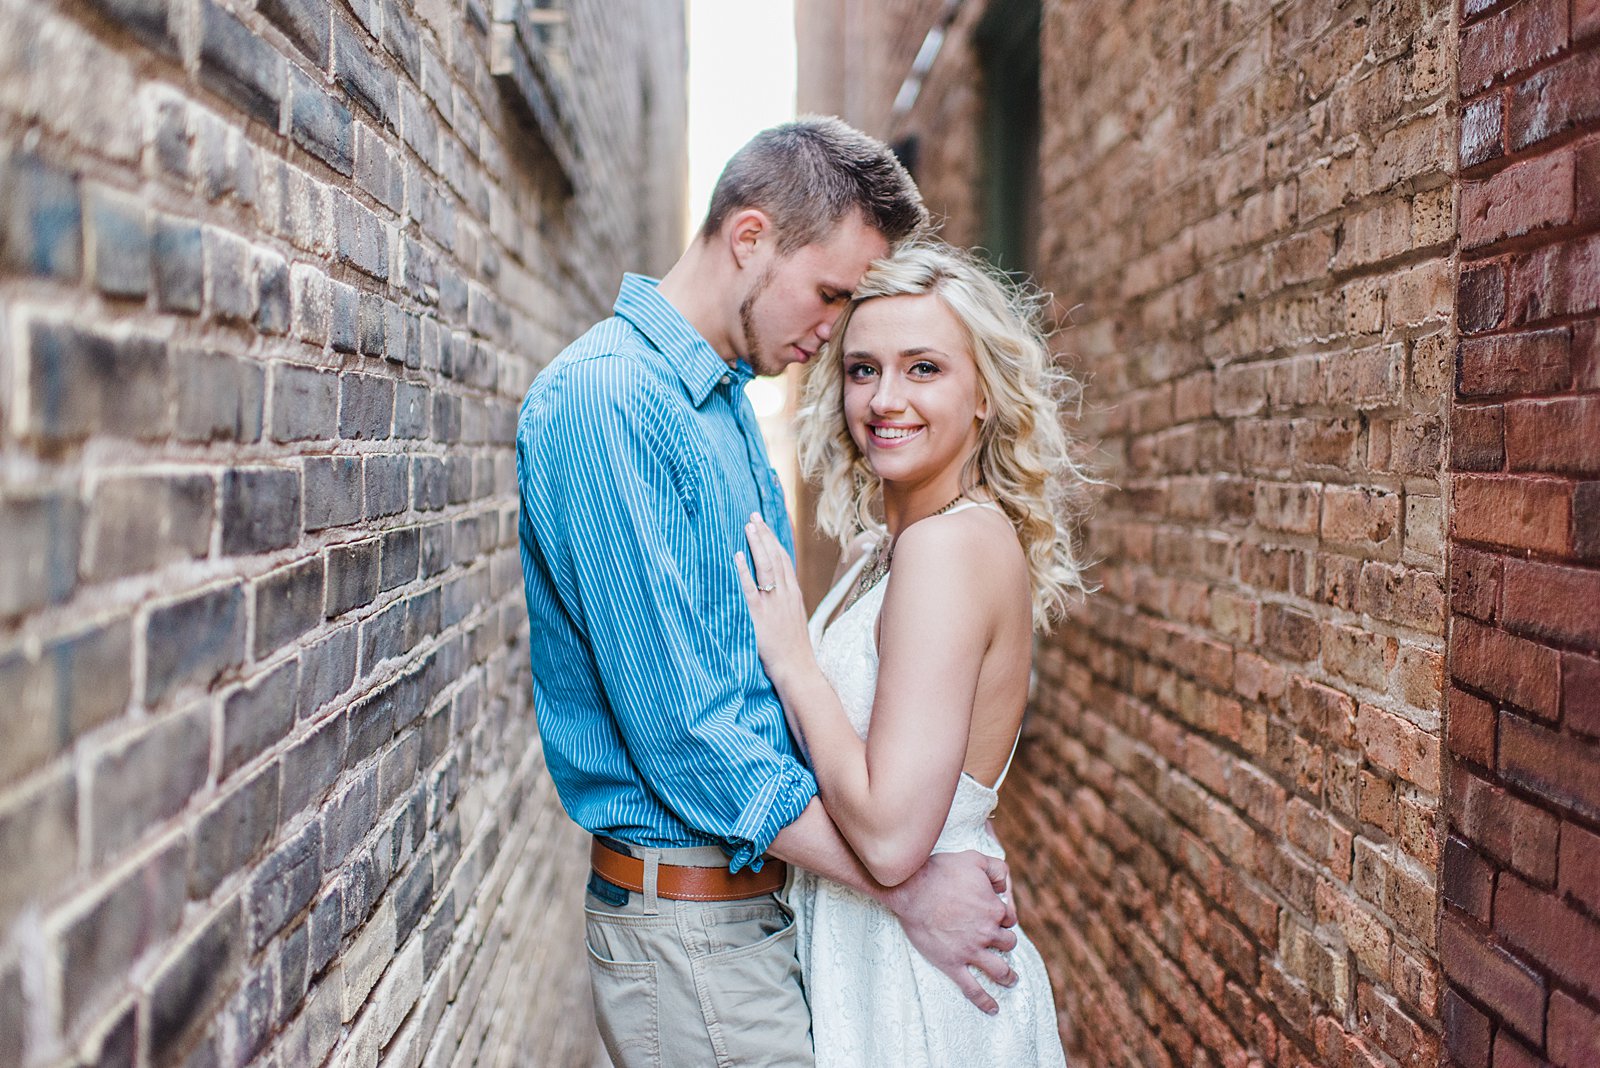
[86,185,151,298]
[153,215,203,313]
[199,0,284,127]
[258,0,329,67]
[289,68,353,176]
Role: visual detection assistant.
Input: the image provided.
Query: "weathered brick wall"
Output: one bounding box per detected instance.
[1442,3,1600,1066]
[0,0,685,1065]
[801,1,1457,1064]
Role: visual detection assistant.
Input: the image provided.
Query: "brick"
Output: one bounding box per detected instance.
[1447,687,1496,766]
[420,520,452,575]
[0,490,81,620]
[175,349,265,443]
[1567,653,1600,738]
[281,714,346,821]
[1442,988,1492,1068]
[322,767,377,869]
[270,364,340,442]
[25,319,168,442]
[1560,819,1600,922]
[0,771,78,934]
[84,473,214,582]
[364,454,410,518]
[1510,48,1600,152]
[291,263,330,344]
[1495,872,1600,996]
[149,899,243,1063]
[339,374,395,439]
[0,621,131,788]
[1460,94,1504,170]
[259,0,329,67]
[381,527,420,589]
[205,226,256,323]
[1356,703,1440,790]
[359,291,387,355]
[360,600,406,672]
[289,67,354,176]
[55,840,184,1036]
[199,0,284,126]
[330,279,360,353]
[336,196,389,280]
[303,457,362,532]
[1453,474,1569,554]
[1500,712,1600,822]
[1358,561,1444,631]
[1439,910,1545,1042]
[255,248,290,335]
[1450,545,1503,621]
[253,556,325,658]
[0,149,82,280]
[1461,0,1568,92]
[1457,329,1571,398]
[144,582,246,704]
[1550,989,1600,1068]
[412,456,448,512]
[1464,151,1575,251]
[88,707,209,863]
[1501,557,1600,648]
[1451,617,1561,717]
[86,184,151,298]
[1506,394,1600,475]
[221,658,298,778]
[333,17,397,127]
[354,124,404,213]
[1452,763,1560,883]
[222,466,301,555]
[327,539,380,617]
[1321,486,1399,553]
[1508,232,1600,325]
[190,762,280,898]
[247,819,321,951]
[395,382,430,439]
[1458,261,1506,335]
[296,625,358,719]
[1577,482,1600,559]
[153,216,204,314]
[1442,835,1494,922]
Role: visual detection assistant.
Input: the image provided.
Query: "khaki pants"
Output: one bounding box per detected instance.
[584,843,814,1068]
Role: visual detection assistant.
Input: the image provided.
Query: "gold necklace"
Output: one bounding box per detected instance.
[841,492,968,613]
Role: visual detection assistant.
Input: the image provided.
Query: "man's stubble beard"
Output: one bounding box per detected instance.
[737,263,779,377]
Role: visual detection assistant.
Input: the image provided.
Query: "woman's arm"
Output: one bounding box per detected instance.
[737,513,996,886]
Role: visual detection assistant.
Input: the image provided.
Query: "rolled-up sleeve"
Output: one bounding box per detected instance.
[522,356,816,870]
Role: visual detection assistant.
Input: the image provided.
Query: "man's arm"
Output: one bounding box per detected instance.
[769,800,1021,1015]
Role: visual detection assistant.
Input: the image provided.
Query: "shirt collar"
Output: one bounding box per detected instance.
[613,273,751,406]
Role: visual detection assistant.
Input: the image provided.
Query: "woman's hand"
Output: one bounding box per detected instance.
[734,513,815,693]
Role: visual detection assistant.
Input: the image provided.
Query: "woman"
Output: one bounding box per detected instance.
[735,241,1090,1065]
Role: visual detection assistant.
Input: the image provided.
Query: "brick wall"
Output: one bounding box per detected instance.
[0,0,685,1065]
[801,1,1458,1064]
[1442,3,1600,1066]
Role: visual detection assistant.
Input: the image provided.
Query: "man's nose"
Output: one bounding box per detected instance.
[815,316,835,343]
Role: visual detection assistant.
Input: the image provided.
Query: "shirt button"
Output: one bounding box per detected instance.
[720,374,731,386]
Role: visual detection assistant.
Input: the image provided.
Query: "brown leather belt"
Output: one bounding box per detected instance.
[590,839,787,902]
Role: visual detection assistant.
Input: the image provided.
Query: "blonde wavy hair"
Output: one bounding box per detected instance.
[797,241,1093,631]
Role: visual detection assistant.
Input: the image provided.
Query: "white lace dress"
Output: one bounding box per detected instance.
[791,509,1068,1067]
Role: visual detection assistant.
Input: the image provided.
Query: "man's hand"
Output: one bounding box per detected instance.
[881,850,1019,1014]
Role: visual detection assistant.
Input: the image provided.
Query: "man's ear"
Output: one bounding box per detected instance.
[726,208,773,270]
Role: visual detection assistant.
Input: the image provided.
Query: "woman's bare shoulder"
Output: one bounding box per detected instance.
[889,505,1027,603]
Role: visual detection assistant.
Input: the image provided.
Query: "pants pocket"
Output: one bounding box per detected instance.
[586,911,661,1068]
[693,900,813,1067]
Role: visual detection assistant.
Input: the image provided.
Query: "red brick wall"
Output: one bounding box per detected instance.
[1443,2,1600,1065]
[800,0,1457,1064]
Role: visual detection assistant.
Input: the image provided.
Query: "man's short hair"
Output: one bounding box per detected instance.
[699,116,928,253]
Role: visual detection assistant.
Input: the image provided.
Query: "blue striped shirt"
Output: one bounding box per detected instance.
[517,274,816,873]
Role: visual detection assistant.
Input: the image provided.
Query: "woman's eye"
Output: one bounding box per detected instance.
[846,364,877,380]
[910,361,940,377]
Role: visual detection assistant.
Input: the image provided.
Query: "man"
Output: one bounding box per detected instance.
[517,118,1017,1067]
